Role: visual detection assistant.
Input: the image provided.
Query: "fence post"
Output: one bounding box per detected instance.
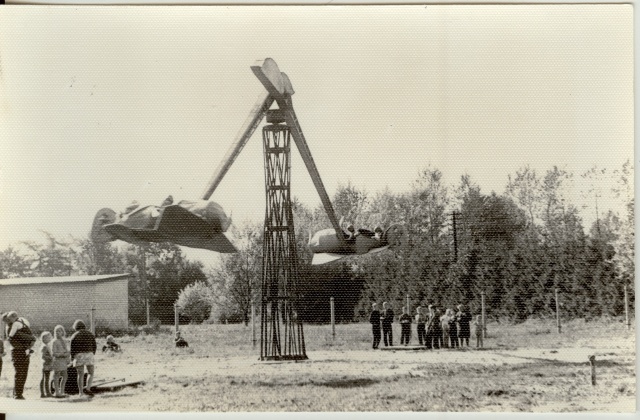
[555,288,561,334]
[589,355,596,385]
[624,284,630,330]
[330,297,335,340]
[90,307,96,334]
[481,291,486,339]
[251,299,256,348]
[174,303,180,334]
[139,246,150,326]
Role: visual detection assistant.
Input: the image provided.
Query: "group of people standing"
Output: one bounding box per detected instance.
[1,311,97,400]
[369,302,483,349]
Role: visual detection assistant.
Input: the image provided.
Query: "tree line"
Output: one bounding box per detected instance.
[174,161,635,324]
[0,161,634,324]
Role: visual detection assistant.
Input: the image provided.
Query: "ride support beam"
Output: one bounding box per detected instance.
[201,91,274,200]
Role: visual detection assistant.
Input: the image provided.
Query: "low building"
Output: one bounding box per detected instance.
[0,274,129,333]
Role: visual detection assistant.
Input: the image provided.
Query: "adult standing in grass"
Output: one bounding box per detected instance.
[381,302,394,347]
[399,306,412,346]
[447,308,459,348]
[415,306,427,346]
[457,304,472,347]
[70,320,97,397]
[3,311,35,400]
[369,303,381,349]
[431,306,443,349]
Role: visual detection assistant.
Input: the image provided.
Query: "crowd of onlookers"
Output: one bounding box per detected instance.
[369,302,483,349]
[0,310,192,401]
[0,311,121,400]
[0,304,482,400]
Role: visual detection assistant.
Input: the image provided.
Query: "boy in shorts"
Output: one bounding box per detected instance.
[70,320,96,397]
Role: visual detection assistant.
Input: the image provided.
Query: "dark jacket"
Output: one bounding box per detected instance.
[7,318,35,351]
[399,313,412,326]
[381,309,394,326]
[457,311,472,338]
[70,329,97,357]
[369,310,381,326]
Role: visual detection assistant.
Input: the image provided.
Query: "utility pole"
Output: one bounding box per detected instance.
[90,307,96,334]
[139,246,150,326]
[481,291,486,339]
[330,297,335,340]
[174,303,180,334]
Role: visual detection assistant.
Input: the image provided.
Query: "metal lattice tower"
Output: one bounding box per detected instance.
[198,58,343,360]
[260,110,307,361]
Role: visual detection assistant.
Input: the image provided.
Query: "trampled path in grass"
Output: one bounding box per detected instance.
[0,317,634,412]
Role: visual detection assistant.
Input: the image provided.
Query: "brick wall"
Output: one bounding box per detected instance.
[94,278,129,329]
[0,277,129,332]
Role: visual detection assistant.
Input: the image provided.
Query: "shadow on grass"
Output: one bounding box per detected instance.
[253,377,380,389]
[318,378,380,388]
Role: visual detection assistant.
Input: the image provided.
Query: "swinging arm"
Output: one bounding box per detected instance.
[201,91,275,200]
[284,101,344,241]
[250,58,344,241]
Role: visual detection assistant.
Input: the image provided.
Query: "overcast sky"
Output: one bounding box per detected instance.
[0,5,633,260]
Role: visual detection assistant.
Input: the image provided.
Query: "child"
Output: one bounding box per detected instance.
[40,332,53,398]
[102,335,121,352]
[473,314,484,348]
[50,325,70,398]
[70,320,96,397]
[174,331,189,348]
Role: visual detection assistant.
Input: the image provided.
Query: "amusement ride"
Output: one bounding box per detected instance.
[91,58,406,360]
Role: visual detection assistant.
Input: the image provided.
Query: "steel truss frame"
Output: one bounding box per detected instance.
[260,122,307,361]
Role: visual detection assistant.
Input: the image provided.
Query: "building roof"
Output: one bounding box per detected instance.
[0,273,130,286]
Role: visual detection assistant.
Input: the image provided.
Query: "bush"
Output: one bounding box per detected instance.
[176,281,214,324]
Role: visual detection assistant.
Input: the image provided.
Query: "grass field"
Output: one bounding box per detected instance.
[0,317,635,412]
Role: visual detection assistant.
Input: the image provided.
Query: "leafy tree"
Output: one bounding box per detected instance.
[506,165,541,229]
[125,243,207,325]
[0,247,31,279]
[176,281,213,324]
[581,165,608,238]
[73,238,126,275]
[20,231,74,277]
[610,160,635,294]
[209,222,262,324]
[332,181,369,226]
